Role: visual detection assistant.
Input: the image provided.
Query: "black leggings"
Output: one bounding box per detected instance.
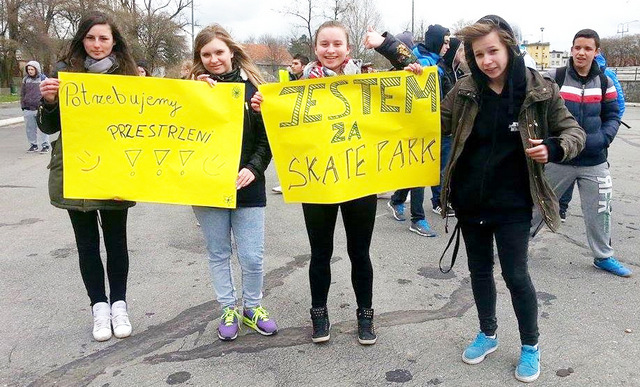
[68,209,130,306]
[303,195,377,309]
[460,219,539,346]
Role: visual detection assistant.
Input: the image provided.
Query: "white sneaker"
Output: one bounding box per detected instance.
[272,185,282,194]
[92,302,112,341]
[111,300,132,339]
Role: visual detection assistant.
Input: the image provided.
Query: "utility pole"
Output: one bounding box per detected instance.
[191,0,195,54]
[540,27,544,42]
[411,0,415,35]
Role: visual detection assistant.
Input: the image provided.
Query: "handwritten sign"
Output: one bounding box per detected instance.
[259,69,441,204]
[58,72,245,208]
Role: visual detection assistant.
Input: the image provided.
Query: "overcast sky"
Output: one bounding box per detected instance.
[193,0,640,53]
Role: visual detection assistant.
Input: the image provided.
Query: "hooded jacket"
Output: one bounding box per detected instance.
[440,15,585,231]
[595,53,625,118]
[21,61,46,110]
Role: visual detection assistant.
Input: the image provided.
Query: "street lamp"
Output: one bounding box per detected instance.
[540,27,544,43]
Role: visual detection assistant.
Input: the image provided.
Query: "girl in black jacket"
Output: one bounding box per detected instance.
[191,25,276,341]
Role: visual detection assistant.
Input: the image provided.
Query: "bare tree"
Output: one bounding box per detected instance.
[601,34,640,67]
[340,0,381,63]
[450,18,474,35]
[326,0,348,21]
[280,0,317,57]
[258,34,291,75]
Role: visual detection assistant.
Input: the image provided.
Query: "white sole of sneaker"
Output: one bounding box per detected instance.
[312,334,330,343]
[462,344,498,365]
[358,337,377,345]
[409,227,436,237]
[217,330,238,341]
[515,367,540,383]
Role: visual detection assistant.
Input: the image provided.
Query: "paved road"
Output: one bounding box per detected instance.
[1,108,639,386]
[0,102,22,121]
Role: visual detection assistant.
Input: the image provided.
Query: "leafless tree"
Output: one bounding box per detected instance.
[280,0,317,57]
[601,34,640,67]
[340,0,381,63]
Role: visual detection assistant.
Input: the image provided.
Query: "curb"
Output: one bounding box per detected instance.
[0,117,23,127]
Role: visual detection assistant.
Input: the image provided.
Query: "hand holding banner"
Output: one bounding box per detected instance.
[59,73,245,208]
[259,68,441,204]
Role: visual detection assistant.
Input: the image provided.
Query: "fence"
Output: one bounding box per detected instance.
[610,67,640,81]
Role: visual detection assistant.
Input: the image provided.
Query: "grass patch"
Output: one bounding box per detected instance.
[0,94,19,103]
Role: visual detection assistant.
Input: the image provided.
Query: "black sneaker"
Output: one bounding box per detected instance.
[310,306,330,343]
[27,144,38,152]
[356,307,377,345]
[559,210,566,223]
[40,145,50,153]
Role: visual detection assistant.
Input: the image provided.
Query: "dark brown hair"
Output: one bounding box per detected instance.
[63,11,137,75]
[573,29,600,49]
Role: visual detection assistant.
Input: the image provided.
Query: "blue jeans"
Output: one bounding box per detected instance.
[391,187,425,221]
[193,206,265,310]
[23,109,49,147]
[430,135,452,208]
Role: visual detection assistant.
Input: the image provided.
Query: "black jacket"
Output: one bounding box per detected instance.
[227,73,272,207]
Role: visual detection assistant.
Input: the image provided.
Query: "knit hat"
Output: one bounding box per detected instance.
[424,24,450,55]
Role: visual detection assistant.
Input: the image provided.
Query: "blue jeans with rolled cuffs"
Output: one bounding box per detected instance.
[192,206,265,310]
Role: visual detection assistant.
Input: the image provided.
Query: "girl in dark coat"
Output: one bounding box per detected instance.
[38,11,138,342]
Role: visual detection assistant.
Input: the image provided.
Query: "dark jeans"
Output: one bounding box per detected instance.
[391,187,425,221]
[460,219,539,346]
[303,195,377,309]
[559,181,575,213]
[430,135,453,208]
[68,209,130,306]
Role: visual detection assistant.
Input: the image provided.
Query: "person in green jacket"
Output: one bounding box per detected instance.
[37,11,138,342]
[439,15,585,383]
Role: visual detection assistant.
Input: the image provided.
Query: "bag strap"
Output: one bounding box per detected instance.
[599,72,607,100]
[554,66,566,88]
[439,222,462,274]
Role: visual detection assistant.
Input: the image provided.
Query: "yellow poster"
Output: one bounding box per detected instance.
[59,72,245,208]
[259,68,441,204]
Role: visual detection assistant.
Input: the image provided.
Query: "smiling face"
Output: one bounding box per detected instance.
[472,30,509,86]
[314,26,350,73]
[571,37,598,76]
[82,24,115,60]
[200,37,233,75]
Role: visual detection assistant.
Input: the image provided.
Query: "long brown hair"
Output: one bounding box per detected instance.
[63,11,137,75]
[314,20,350,48]
[191,24,265,86]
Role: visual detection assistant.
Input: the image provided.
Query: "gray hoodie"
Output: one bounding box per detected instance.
[21,60,46,110]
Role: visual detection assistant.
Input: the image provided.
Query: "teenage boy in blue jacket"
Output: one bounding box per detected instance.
[532,29,631,277]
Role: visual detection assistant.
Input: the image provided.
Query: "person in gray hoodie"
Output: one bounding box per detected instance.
[21,60,49,152]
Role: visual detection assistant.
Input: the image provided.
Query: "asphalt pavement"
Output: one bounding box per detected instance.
[1,106,639,386]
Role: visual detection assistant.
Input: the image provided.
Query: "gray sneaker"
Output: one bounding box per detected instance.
[387,201,406,221]
[409,220,437,237]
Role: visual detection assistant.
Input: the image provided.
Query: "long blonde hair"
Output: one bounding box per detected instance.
[191,24,265,86]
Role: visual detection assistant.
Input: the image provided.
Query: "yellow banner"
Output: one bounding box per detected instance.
[59,72,245,208]
[259,69,441,204]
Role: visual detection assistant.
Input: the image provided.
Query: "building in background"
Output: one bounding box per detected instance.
[524,42,550,70]
[549,50,569,68]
